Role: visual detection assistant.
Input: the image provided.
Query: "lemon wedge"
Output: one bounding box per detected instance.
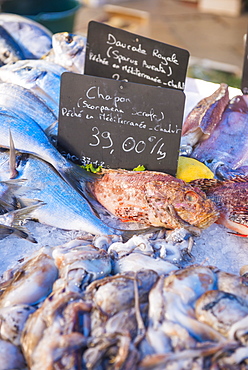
[176,156,214,182]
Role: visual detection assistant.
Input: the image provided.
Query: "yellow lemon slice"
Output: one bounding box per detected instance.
[176,156,214,182]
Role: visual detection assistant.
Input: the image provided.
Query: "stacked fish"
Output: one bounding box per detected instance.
[0,14,117,240]
[0,12,248,370]
[0,13,221,246]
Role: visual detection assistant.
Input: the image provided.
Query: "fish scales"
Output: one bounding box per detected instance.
[0,82,57,133]
[0,60,66,115]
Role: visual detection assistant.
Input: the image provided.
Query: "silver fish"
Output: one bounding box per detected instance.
[0,111,92,199]
[44,32,86,73]
[0,60,66,114]
[0,25,25,65]
[0,151,118,236]
[0,13,52,59]
[0,82,58,134]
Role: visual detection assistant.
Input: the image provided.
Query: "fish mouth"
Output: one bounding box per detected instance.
[195,209,220,229]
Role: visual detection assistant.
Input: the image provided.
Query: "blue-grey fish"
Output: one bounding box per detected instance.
[0,25,25,65]
[0,110,88,195]
[0,13,52,59]
[44,32,86,73]
[0,82,58,135]
[0,60,66,115]
[0,150,118,236]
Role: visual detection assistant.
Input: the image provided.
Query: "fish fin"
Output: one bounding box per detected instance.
[61,161,101,200]
[16,197,43,208]
[166,204,202,237]
[0,198,15,212]
[225,175,248,183]
[227,231,248,238]
[9,129,19,179]
[44,120,58,137]
[0,201,45,227]
[0,179,27,195]
[0,223,37,243]
[190,178,222,192]
[0,202,45,242]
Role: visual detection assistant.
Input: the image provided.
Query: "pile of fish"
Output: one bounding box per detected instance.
[0,12,248,370]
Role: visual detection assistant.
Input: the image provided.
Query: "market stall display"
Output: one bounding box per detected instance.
[0,12,247,370]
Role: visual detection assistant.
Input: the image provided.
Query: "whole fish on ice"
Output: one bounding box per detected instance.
[44,32,86,73]
[0,60,66,115]
[0,177,39,243]
[0,110,90,197]
[0,82,57,134]
[0,150,118,236]
[0,13,52,59]
[87,168,219,234]
[0,25,25,65]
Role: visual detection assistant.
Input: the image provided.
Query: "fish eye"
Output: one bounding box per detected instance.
[3,50,10,58]
[65,34,73,43]
[184,191,198,202]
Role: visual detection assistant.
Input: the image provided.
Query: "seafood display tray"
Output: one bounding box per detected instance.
[0,77,246,277]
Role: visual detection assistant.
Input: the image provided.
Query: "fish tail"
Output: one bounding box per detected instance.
[61,161,99,198]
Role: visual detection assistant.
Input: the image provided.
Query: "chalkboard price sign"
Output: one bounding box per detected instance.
[84,21,189,91]
[58,72,185,176]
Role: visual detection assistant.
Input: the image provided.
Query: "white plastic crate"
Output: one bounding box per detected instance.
[199,0,243,16]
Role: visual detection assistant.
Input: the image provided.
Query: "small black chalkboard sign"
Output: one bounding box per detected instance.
[84,21,189,91]
[241,30,248,94]
[58,72,185,176]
